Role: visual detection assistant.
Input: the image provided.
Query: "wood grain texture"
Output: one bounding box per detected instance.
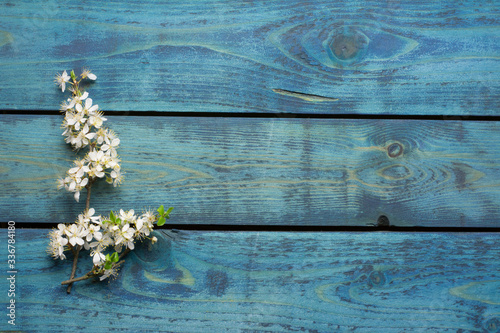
[0,0,498,115]
[1,114,500,227]
[1,229,499,332]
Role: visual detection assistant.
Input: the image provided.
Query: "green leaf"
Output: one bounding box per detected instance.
[105,253,110,260]
[104,261,112,270]
[110,252,119,262]
[166,207,174,217]
[157,205,165,216]
[157,216,166,226]
[70,70,76,81]
[110,210,116,223]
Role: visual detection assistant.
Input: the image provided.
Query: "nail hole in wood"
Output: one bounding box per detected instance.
[387,142,403,158]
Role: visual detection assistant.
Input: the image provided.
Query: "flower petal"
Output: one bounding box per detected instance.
[85,98,93,110]
[89,105,98,113]
[80,177,89,187]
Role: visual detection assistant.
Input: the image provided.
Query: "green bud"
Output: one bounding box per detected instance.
[70,70,76,81]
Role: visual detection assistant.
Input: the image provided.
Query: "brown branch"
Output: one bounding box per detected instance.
[63,248,132,287]
[66,245,81,294]
[119,248,131,260]
[85,181,92,212]
[64,249,131,289]
[66,181,93,294]
[61,272,95,285]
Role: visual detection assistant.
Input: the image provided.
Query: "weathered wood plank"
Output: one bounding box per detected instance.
[1,115,500,227]
[1,229,499,332]
[0,0,498,115]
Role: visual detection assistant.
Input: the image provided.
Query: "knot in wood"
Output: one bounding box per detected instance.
[329,28,369,61]
[485,318,500,332]
[368,271,386,287]
[387,142,403,158]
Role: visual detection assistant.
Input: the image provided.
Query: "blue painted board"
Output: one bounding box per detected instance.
[0,0,498,115]
[1,115,500,227]
[0,229,499,332]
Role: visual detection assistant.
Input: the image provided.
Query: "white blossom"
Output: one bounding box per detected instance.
[100,266,118,281]
[69,159,90,179]
[47,227,69,260]
[88,111,106,129]
[76,97,98,116]
[114,223,135,251]
[65,91,89,111]
[119,209,135,223]
[109,169,123,187]
[101,137,120,157]
[86,208,101,224]
[65,224,88,247]
[81,69,97,80]
[55,70,70,92]
[89,233,113,251]
[135,211,155,238]
[57,177,67,190]
[65,110,86,131]
[92,248,106,265]
[86,224,102,242]
[88,150,105,164]
[70,124,96,149]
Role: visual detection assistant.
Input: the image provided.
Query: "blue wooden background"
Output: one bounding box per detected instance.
[1,0,499,331]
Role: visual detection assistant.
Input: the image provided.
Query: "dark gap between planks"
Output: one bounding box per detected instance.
[1,222,500,233]
[2,109,499,121]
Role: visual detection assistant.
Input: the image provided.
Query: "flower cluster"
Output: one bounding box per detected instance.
[50,70,173,288]
[55,70,122,202]
[47,207,171,280]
